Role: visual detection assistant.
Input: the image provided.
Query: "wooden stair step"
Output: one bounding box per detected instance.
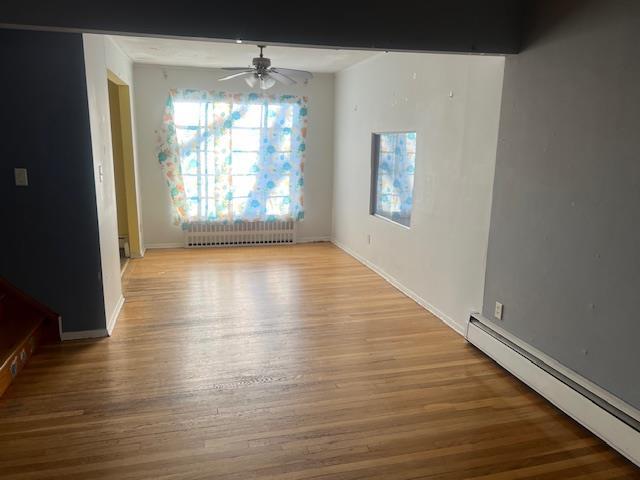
[0,279,60,397]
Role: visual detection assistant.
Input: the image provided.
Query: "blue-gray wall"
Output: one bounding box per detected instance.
[483,0,640,409]
[0,28,106,332]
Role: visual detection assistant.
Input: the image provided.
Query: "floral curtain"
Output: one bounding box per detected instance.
[157,89,308,225]
[374,132,416,226]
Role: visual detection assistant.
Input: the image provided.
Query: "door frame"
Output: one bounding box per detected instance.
[107,69,143,258]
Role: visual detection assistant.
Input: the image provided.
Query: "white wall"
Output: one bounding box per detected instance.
[83,34,122,334]
[82,34,140,335]
[133,65,335,247]
[332,52,504,333]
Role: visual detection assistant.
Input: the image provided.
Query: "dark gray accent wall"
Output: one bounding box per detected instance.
[0,1,525,54]
[483,0,640,409]
[0,28,106,332]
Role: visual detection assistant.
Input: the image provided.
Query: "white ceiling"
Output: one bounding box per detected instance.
[110,36,377,73]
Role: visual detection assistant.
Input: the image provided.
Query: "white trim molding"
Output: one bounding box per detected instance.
[144,242,184,249]
[107,294,125,336]
[331,239,466,336]
[297,236,331,244]
[467,315,640,425]
[61,329,109,341]
[60,295,124,341]
[466,315,640,467]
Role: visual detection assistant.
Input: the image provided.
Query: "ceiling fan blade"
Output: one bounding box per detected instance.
[271,68,313,81]
[222,67,253,71]
[268,70,296,86]
[218,71,253,81]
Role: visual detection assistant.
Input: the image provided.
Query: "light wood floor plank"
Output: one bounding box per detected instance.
[0,243,637,479]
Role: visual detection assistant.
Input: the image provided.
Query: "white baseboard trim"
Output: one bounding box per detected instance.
[107,294,125,336]
[466,317,640,467]
[60,295,124,341]
[331,239,466,336]
[297,236,331,244]
[469,315,640,425]
[61,329,109,341]
[145,242,184,249]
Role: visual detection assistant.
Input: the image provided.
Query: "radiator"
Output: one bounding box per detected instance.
[466,314,640,466]
[183,221,297,248]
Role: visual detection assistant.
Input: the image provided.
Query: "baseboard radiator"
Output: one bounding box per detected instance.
[183,221,297,248]
[466,314,640,467]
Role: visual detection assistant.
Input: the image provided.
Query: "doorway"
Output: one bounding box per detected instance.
[107,70,142,273]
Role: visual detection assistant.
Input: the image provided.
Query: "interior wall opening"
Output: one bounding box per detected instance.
[107,69,142,270]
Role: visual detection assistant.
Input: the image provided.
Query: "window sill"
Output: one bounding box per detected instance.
[371,213,411,230]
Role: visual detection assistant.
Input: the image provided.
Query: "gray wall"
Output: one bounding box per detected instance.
[483,0,640,409]
[0,28,106,332]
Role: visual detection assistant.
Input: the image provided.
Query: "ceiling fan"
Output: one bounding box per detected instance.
[218,45,313,90]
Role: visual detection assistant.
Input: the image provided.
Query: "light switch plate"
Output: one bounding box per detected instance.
[14,168,28,186]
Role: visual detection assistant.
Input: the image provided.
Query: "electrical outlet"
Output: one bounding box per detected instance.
[494,302,503,320]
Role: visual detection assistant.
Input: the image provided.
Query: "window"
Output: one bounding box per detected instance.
[370,132,416,227]
[157,89,308,224]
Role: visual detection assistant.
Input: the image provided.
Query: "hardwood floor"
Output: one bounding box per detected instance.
[0,243,637,479]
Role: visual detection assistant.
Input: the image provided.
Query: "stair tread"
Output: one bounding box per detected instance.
[0,301,44,367]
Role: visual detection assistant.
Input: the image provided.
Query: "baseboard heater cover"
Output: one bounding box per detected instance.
[466,314,640,467]
[183,221,297,248]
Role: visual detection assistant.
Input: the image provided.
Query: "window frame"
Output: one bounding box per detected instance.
[369,131,417,229]
[174,97,297,221]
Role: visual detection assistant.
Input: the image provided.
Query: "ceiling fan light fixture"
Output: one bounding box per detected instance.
[219,45,313,89]
[244,74,258,88]
[259,75,276,90]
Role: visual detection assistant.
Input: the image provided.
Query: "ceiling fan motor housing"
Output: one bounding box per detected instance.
[218,45,312,89]
[252,56,271,73]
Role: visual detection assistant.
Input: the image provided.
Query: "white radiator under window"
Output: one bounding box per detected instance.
[183,221,297,248]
